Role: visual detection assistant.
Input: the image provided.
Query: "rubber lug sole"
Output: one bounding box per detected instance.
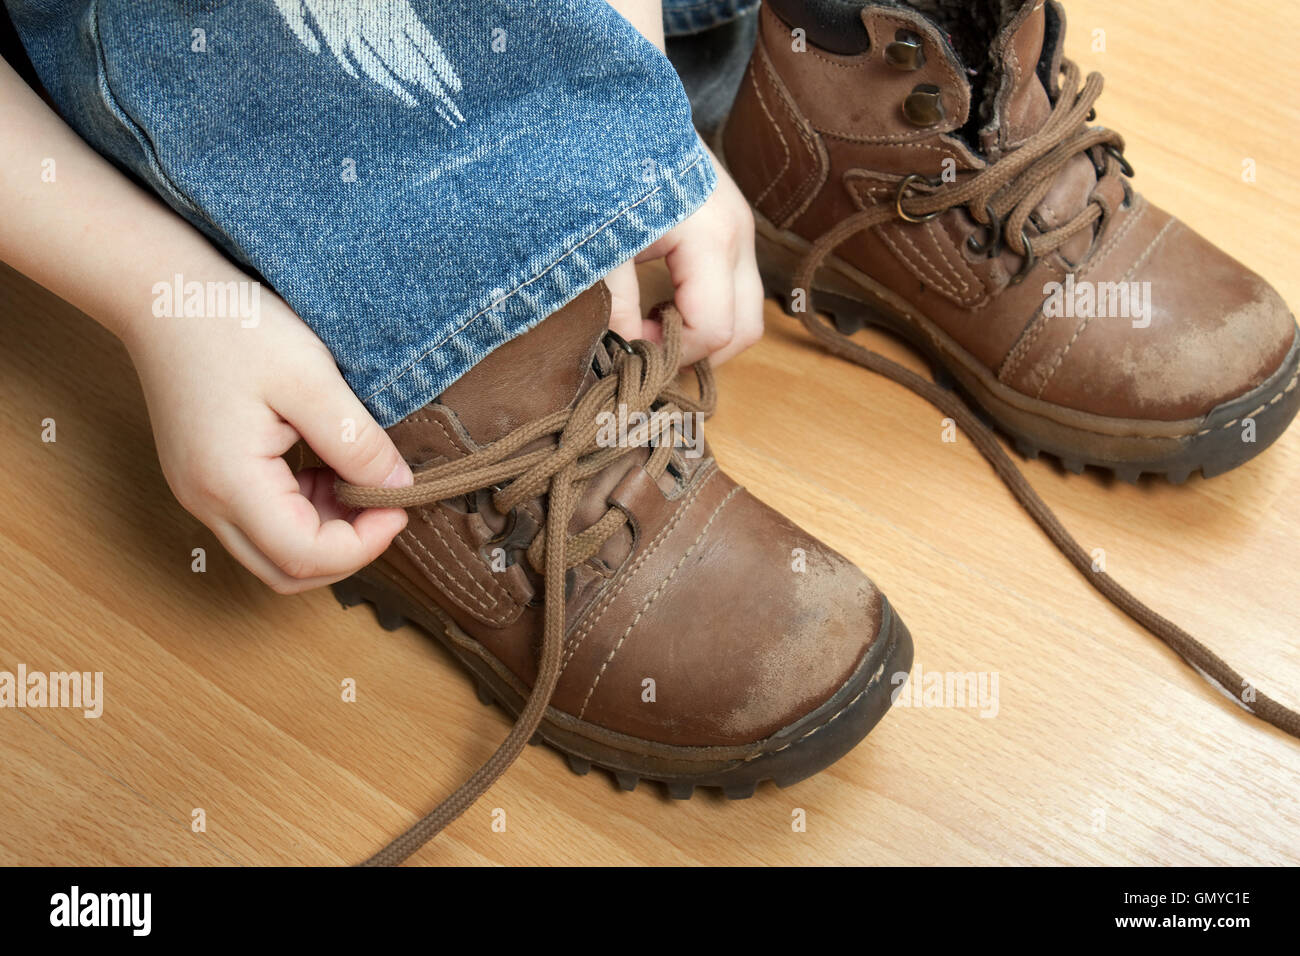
[763,274,1300,484]
[333,571,912,803]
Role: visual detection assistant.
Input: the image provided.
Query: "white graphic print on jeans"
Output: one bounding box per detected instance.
[271,0,465,124]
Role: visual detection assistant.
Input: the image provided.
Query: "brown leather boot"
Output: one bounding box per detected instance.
[721,0,1300,481]
[332,282,912,864]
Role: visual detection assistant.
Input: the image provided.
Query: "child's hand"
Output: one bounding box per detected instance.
[124,293,411,595]
[607,145,764,366]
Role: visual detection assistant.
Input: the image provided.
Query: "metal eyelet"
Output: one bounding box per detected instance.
[1009,229,1037,285]
[885,30,925,71]
[895,173,944,223]
[902,84,945,126]
[602,329,635,354]
[1106,145,1134,178]
[966,202,1003,257]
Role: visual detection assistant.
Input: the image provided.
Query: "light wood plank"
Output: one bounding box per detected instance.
[0,0,1296,864]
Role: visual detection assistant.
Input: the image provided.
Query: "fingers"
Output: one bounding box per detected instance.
[227,362,412,591]
[274,363,412,490]
[226,455,407,592]
[707,210,765,366]
[296,465,356,523]
[604,259,644,342]
[636,157,765,366]
[666,230,737,365]
[210,514,368,596]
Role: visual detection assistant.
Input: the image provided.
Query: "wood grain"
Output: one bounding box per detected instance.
[0,0,1296,865]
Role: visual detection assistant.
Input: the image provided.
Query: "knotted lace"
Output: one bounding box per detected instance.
[791,61,1300,742]
[796,60,1126,295]
[335,305,715,865]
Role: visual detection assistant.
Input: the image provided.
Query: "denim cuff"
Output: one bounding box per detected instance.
[364,145,717,427]
[11,0,719,430]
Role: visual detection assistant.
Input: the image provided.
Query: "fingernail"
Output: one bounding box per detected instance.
[382,460,413,488]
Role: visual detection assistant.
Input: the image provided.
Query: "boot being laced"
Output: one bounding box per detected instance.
[336,305,714,865]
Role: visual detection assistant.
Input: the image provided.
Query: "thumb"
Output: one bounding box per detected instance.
[278,370,412,491]
[604,259,644,342]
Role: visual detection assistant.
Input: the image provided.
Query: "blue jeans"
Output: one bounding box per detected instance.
[5,0,754,427]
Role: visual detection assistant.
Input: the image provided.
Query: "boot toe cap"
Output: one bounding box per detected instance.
[1041,216,1297,422]
[573,486,891,748]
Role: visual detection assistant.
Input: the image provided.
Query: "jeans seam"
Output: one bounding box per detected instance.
[361,149,710,406]
[88,1,207,224]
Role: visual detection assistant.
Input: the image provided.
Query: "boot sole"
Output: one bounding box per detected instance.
[333,560,912,801]
[752,210,1300,483]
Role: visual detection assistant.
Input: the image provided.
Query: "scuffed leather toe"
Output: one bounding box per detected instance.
[564,474,885,748]
[1038,215,1298,422]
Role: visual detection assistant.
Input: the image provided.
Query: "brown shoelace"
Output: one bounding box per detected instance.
[792,61,1300,741]
[335,305,715,865]
[798,60,1125,289]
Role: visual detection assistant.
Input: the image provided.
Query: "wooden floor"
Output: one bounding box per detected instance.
[2,0,1298,865]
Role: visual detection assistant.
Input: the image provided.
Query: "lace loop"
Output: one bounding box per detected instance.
[337,305,715,864]
[804,60,1128,295]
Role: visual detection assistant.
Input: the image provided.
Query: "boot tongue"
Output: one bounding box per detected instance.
[978,0,1054,153]
[978,0,1099,263]
[436,283,611,445]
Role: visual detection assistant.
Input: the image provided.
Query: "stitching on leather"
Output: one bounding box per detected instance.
[997,257,1070,383]
[908,222,978,299]
[560,464,719,676]
[396,530,513,625]
[846,181,954,290]
[856,180,962,297]
[817,125,950,145]
[807,49,870,69]
[388,411,524,622]
[884,227,967,300]
[746,656,888,762]
[998,308,1049,382]
[1002,202,1147,387]
[575,486,741,720]
[752,12,826,225]
[420,506,518,613]
[848,178,984,305]
[1195,369,1299,436]
[838,141,971,163]
[561,465,719,674]
[1078,194,1148,280]
[747,60,790,209]
[395,413,461,451]
[1002,42,1034,150]
[1033,216,1175,398]
[757,48,820,225]
[938,216,989,298]
[782,134,829,226]
[404,522,507,621]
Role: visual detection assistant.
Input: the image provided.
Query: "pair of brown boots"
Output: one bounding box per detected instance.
[328,1,1300,864]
